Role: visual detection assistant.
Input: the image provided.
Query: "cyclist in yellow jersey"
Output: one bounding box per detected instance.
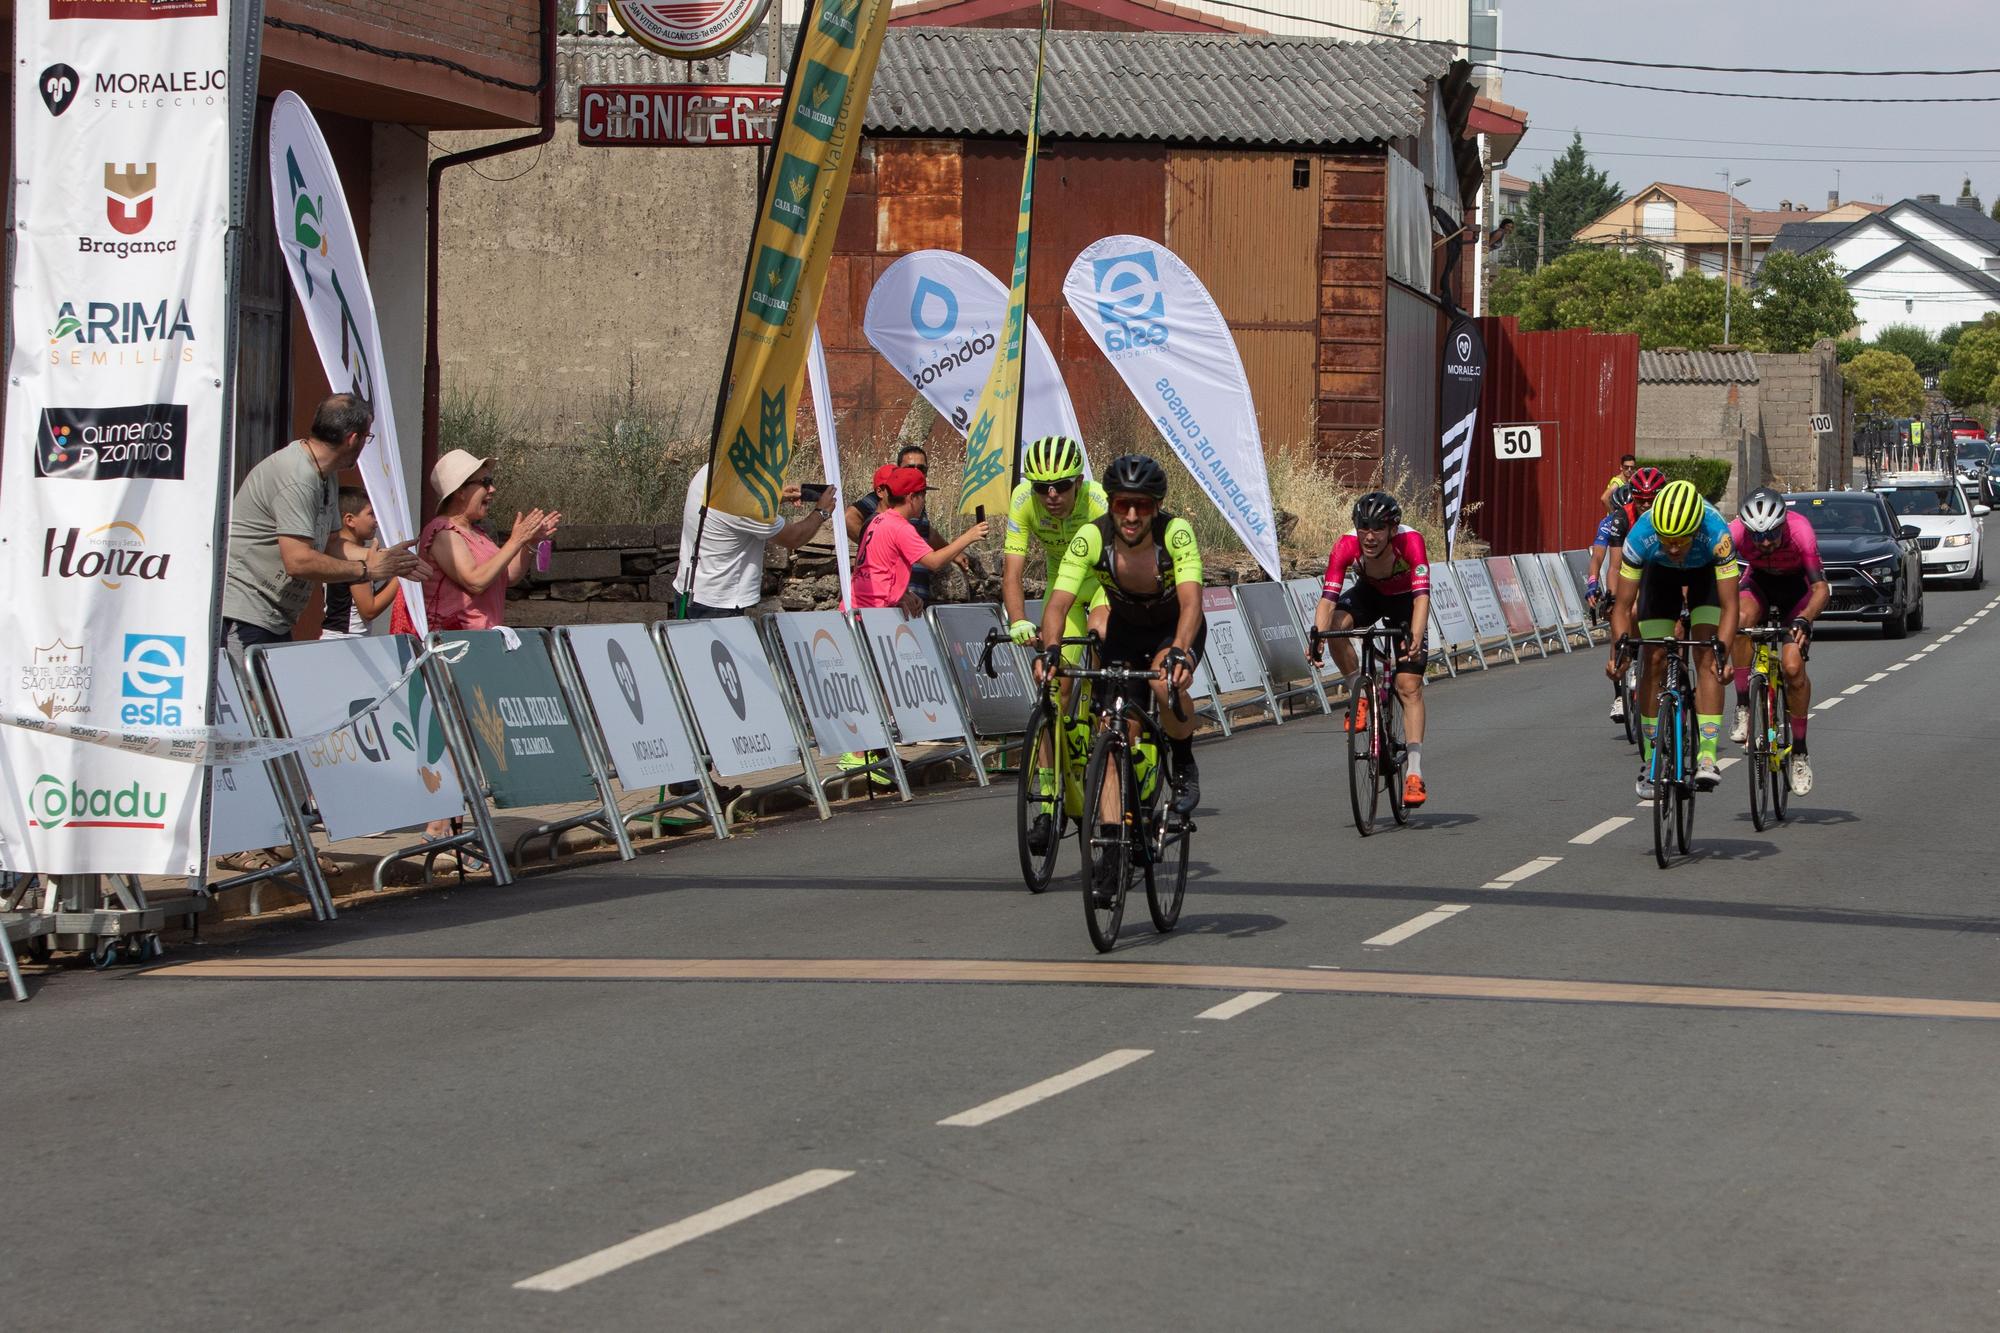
[1040,455,1205,863]
[1002,436,1108,855]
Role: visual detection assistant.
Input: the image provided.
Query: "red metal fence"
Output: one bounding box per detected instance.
[1467,316,1638,555]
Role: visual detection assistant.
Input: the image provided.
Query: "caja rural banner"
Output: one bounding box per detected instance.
[1061,235,1282,581]
[0,0,234,874]
[269,90,427,631]
[863,250,1081,450]
[704,0,891,523]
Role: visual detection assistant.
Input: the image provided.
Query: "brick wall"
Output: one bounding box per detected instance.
[1756,342,1847,491]
[286,0,541,68]
[1634,380,1760,510]
[1316,157,1388,475]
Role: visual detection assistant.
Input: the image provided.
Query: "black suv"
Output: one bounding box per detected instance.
[1787,492,1925,639]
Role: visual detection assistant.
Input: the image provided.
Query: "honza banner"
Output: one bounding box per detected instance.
[0,0,234,874]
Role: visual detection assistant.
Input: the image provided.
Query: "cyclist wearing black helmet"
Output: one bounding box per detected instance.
[1311,491,1433,806]
[1041,455,1205,875]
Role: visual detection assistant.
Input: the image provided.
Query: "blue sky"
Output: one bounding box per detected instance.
[1497,0,2000,211]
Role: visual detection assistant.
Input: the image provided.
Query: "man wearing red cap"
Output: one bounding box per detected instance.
[851,466,989,614]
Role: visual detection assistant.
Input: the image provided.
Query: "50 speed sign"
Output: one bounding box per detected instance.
[1493,424,1543,459]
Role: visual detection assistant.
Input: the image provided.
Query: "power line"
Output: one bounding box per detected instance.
[1490,63,2000,104]
[1521,128,2000,155]
[1513,145,2000,165]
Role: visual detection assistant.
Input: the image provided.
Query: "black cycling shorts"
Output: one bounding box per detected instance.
[1098,614,1207,709]
[1635,563,1721,625]
[1331,585,1430,676]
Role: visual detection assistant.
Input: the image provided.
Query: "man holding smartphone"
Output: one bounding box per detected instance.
[845,444,966,607]
[672,463,837,618]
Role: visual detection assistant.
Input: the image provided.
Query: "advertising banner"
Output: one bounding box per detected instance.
[439,631,596,809]
[1541,552,1589,626]
[269,91,426,631]
[864,252,1080,449]
[1424,564,1480,650]
[928,603,1031,738]
[1062,236,1281,579]
[1285,577,1324,636]
[1440,312,1486,561]
[768,611,891,753]
[1234,582,1313,684]
[661,618,802,779]
[1514,555,1561,631]
[856,609,966,744]
[807,329,853,608]
[0,0,233,874]
[258,637,467,842]
[1199,586,1261,695]
[562,625,701,788]
[704,0,891,522]
[1483,557,1538,639]
[207,660,291,857]
[958,0,1051,520]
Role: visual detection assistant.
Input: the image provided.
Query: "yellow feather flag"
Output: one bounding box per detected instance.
[703,0,891,521]
[959,1,1052,518]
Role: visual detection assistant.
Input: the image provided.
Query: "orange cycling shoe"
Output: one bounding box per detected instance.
[1345,694,1370,733]
[1402,774,1428,806]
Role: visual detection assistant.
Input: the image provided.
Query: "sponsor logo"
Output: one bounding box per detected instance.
[770,154,819,235]
[874,623,948,726]
[609,0,772,59]
[52,0,218,19]
[91,66,228,101]
[606,639,644,722]
[747,245,803,326]
[120,633,185,727]
[42,521,171,588]
[36,403,185,481]
[711,638,747,720]
[1091,249,1169,352]
[816,0,861,48]
[791,628,871,737]
[470,687,571,768]
[1455,331,1473,363]
[47,298,196,368]
[791,61,848,142]
[910,276,958,339]
[104,161,156,234]
[39,64,80,116]
[30,773,170,830]
[911,333,995,391]
[22,640,91,720]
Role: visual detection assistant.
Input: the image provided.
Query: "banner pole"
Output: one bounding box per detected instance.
[1010,0,1052,493]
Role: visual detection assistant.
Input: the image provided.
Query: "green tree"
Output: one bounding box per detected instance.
[1499,133,1622,273]
[1488,265,1526,318]
[1748,250,1857,352]
[1842,348,1926,418]
[1507,247,1663,334]
[1868,322,1947,377]
[1834,337,1865,363]
[1636,272,1728,349]
[1940,315,2000,406]
[1990,194,2000,224]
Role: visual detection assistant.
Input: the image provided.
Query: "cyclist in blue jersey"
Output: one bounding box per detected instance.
[1607,479,1740,797]
[1588,467,1665,722]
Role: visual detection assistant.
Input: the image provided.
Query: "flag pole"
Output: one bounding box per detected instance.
[1010,0,1052,494]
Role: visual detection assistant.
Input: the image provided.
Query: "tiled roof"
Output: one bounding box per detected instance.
[1770,211,2000,299]
[888,0,1265,32]
[1498,170,1530,193]
[867,28,1457,144]
[1895,195,2000,252]
[1768,221,1851,256]
[1638,349,1760,384]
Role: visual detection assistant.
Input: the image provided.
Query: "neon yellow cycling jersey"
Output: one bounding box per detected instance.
[1053,512,1203,626]
[1004,478,1109,566]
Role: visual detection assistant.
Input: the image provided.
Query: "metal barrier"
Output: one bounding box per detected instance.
[1450,560,1523,665]
[854,608,989,787]
[1425,565,1487,672]
[1483,557,1549,660]
[1234,581,1332,717]
[764,611,912,803]
[658,617,830,823]
[928,602,1037,748]
[1512,555,1573,655]
[1537,552,1597,647]
[206,651,333,919]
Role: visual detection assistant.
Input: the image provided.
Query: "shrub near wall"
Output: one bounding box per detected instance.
[1639,457,1732,504]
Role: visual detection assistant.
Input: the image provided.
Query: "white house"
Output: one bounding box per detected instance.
[1768,196,2000,339]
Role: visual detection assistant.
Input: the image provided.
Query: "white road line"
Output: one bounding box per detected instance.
[1482,855,1562,891]
[938,1049,1152,1128]
[1922,643,1941,653]
[1715,756,1741,770]
[1843,684,1869,695]
[1866,672,1888,682]
[1307,964,1343,970]
[1197,990,1280,1020]
[1814,698,1843,711]
[1570,816,1634,845]
[1887,662,1909,671]
[514,1169,854,1293]
[1364,905,1470,947]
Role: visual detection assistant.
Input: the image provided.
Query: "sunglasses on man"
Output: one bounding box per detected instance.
[1109,494,1157,517]
[1033,477,1077,497]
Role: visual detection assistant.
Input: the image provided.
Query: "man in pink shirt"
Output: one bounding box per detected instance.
[851,466,988,613]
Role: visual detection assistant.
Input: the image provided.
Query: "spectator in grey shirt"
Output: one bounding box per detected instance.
[220,394,428,653]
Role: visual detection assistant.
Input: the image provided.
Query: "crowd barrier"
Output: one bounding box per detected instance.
[0,550,1614,986]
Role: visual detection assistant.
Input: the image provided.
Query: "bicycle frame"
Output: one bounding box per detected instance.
[1311,623,1412,834]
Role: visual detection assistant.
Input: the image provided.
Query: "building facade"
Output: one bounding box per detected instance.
[1768,195,2000,340]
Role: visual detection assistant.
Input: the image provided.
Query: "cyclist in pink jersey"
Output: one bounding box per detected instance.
[1310,491,1433,806]
[1728,488,1827,794]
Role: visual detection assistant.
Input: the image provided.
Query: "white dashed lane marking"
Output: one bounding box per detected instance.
[1482,856,1563,891]
[1570,816,1634,845]
[1196,991,1280,1020]
[937,1049,1152,1128]
[1364,905,1471,947]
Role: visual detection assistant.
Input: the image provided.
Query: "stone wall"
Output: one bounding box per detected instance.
[1757,342,1849,492]
[1634,380,1761,510]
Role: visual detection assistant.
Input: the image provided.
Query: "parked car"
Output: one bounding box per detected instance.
[1875,471,1988,588]
[1787,491,1924,638]
[1949,415,1988,442]
[1955,440,1998,506]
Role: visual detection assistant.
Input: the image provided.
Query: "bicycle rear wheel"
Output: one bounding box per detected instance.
[1621,664,1641,746]
[1382,684,1409,826]
[1345,673,1380,836]
[1676,701,1697,855]
[1770,698,1792,822]
[1746,677,1772,832]
[1016,703,1065,892]
[1652,695,1679,869]
[1079,730,1131,953]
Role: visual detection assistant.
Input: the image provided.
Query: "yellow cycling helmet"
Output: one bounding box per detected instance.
[1651,478,1705,537]
[1021,435,1084,484]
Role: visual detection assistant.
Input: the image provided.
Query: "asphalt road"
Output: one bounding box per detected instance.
[8,583,2000,1330]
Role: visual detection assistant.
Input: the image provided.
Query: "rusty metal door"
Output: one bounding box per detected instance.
[1165,151,1318,449]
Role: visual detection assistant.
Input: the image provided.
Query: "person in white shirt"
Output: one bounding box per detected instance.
[673,463,836,617]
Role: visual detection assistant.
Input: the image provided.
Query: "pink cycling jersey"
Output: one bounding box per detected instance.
[1728,511,1822,579]
[1321,526,1433,598]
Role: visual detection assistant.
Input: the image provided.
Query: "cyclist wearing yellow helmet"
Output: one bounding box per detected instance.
[1608,477,1740,797]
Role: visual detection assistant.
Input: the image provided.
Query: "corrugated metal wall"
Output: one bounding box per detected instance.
[1165,150,1320,448]
[1383,281,1440,490]
[1468,316,1640,555]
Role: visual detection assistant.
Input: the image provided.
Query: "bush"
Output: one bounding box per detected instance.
[1638,456,1731,503]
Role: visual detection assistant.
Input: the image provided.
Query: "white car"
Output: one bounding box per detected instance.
[1875,472,1988,588]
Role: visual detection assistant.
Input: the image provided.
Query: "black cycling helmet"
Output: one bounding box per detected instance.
[1611,484,1635,509]
[1101,453,1168,501]
[1352,490,1402,529]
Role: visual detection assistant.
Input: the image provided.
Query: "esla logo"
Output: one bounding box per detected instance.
[120,633,185,727]
[1091,248,1169,354]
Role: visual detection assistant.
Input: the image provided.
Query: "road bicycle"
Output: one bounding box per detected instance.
[1617,654,1641,747]
[1623,635,1725,868]
[981,629,1093,894]
[1310,624,1409,836]
[1741,620,1798,832]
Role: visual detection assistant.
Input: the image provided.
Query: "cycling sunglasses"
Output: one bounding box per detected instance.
[1354,519,1395,533]
[1032,477,1077,497]
[1109,494,1158,516]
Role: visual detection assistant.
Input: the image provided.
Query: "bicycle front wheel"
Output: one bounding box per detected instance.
[1746,677,1772,833]
[1079,730,1130,953]
[1346,674,1380,836]
[1145,803,1188,934]
[1382,685,1409,826]
[1770,700,1792,822]
[1016,704,1065,892]
[1652,695,1679,869]
[1676,701,1698,855]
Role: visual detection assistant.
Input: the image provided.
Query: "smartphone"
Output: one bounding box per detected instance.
[798,482,831,504]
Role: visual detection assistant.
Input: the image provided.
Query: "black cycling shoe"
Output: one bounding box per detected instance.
[1026,812,1055,856]
[1170,759,1200,817]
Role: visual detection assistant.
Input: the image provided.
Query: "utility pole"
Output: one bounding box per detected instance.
[1719,170,1750,344]
[1536,211,1545,270]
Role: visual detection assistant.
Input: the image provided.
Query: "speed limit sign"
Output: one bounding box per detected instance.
[1493,424,1543,459]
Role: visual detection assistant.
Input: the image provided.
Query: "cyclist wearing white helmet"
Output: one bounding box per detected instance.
[1727,487,1826,795]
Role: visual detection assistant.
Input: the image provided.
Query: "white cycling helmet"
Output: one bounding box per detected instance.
[1738,487,1788,536]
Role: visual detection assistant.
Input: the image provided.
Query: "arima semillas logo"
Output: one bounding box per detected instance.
[1090,249,1169,353]
[120,632,187,726]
